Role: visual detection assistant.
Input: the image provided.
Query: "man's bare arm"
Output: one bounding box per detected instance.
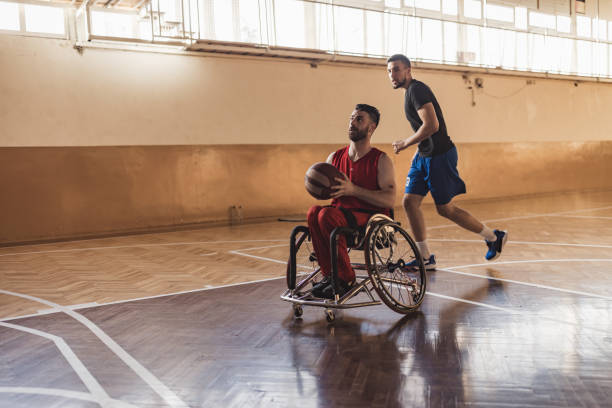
[392,102,439,154]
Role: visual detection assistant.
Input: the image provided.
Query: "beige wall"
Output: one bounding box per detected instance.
[1,35,612,244]
[2,35,612,147]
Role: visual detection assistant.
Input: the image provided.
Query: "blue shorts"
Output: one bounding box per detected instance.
[404,146,466,205]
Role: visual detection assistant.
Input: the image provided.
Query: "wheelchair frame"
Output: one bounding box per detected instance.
[281,214,427,322]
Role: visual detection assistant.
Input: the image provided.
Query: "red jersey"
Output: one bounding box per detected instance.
[331,146,390,215]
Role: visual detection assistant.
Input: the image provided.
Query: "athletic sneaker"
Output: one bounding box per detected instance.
[406,254,436,271]
[311,276,331,298]
[485,230,508,261]
[320,278,355,300]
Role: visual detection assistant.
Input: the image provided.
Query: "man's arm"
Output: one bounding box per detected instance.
[325,152,335,164]
[392,102,439,154]
[330,153,396,209]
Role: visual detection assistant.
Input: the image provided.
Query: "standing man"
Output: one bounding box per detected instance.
[386,54,507,270]
[308,104,396,299]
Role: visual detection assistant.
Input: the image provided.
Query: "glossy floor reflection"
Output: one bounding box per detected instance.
[1,190,611,407]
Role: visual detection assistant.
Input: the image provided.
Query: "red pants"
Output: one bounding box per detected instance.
[307,206,371,283]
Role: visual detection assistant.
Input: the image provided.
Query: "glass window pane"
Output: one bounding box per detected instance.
[415,0,439,12]
[334,5,363,55]
[594,19,607,41]
[213,0,233,41]
[515,31,528,70]
[464,0,481,19]
[312,3,333,51]
[91,11,134,38]
[365,10,383,56]
[238,0,260,43]
[594,42,607,77]
[419,18,442,62]
[529,12,555,30]
[515,7,527,30]
[442,0,457,16]
[274,0,304,47]
[528,33,546,72]
[384,12,404,56]
[576,40,592,75]
[556,16,570,33]
[0,1,19,31]
[486,4,513,23]
[24,4,65,35]
[443,21,458,62]
[576,15,591,38]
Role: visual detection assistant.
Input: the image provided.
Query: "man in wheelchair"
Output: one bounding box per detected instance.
[307,104,397,299]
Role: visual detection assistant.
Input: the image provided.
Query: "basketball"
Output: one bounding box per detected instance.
[304,162,344,200]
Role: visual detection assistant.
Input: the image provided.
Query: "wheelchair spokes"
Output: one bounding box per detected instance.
[365,220,426,313]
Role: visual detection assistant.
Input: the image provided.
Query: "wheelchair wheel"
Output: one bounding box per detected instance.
[364,220,426,313]
[286,227,319,289]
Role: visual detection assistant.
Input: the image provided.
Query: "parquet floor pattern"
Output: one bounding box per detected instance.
[1,190,611,407]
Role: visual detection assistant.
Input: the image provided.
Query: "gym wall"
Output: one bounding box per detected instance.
[1,35,612,244]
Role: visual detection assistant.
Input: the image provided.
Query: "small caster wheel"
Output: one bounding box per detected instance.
[293,304,303,318]
[325,309,335,323]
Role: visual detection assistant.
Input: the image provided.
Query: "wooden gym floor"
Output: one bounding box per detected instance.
[1,190,611,407]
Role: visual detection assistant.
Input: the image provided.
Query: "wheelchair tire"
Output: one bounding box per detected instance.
[364,219,426,314]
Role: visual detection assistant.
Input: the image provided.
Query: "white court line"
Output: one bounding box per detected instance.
[426,205,612,230]
[425,292,610,334]
[558,215,612,220]
[437,261,612,301]
[428,238,612,249]
[0,289,189,408]
[0,239,285,258]
[0,387,136,408]
[0,322,124,408]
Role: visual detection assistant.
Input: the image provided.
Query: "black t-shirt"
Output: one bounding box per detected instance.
[404,79,454,156]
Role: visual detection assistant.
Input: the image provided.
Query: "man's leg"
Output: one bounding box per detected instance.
[435,201,486,235]
[429,147,507,261]
[307,205,331,276]
[436,201,507,261]
[403,193,427,242]
[403,193,436,269]
[316,207,354,284]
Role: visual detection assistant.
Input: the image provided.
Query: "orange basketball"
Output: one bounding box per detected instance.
[304,162,344,200]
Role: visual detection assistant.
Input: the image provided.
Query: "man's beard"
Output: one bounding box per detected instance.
[392,78,406,89]
[349,128,367,142]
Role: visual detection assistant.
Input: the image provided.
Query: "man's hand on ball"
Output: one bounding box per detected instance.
[330,173,354,198]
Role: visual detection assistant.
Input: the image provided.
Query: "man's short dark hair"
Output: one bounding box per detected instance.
[387,54,411,68]
[355,104,380,127]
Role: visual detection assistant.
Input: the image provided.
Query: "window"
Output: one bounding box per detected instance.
[529,11,555,30]
[0,1,19,31]
[514,7,527,30]
[593,19,607,41]
[576,15,591,38]
[274,0,305,48]
[464,0,481,19]
[442,0,457,16]
[365,10,384,56]
[334,5,364,55]
[415,0,439,12]
[24,4,64,35]
[556,15,570,33]
[91,11,135,38]
[486,3,513,23]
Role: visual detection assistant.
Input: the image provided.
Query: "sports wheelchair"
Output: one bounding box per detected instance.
[281,212,427,322]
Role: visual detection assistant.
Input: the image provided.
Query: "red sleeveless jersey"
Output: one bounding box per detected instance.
[331,146,390,215]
